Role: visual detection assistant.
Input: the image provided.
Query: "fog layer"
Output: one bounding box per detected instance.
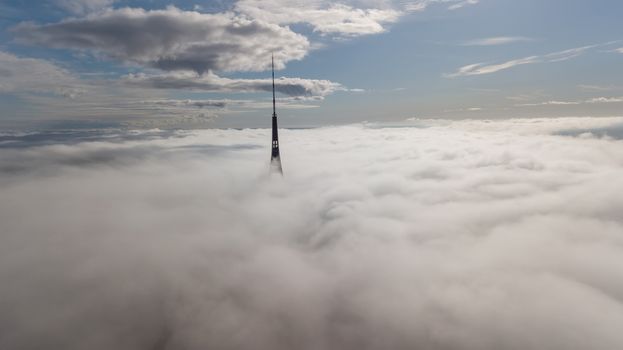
[2,118,623,349]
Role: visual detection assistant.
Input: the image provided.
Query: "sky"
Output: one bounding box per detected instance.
[3,117,623,349]
[1,0,622,128]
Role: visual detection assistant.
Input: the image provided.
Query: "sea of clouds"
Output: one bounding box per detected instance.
[2,117,623,350]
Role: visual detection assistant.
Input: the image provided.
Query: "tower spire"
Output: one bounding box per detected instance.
[270,54,283,174]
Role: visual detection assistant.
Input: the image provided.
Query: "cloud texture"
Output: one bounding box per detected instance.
[13,6,309,73]
[124,71,345,97]
[0,51,84,98]
[2,118,623,349]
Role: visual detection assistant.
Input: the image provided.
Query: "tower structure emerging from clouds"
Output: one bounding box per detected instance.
[270,55,283,174]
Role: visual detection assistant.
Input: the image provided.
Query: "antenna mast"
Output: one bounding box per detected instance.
[270,54,283,174]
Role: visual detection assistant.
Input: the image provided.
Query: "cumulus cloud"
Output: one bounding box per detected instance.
[235,0,401,36]
[12,6,309,73]
[2,117,623,349]
[0,51,85,98]
[124,71,345,97]
[447,42,615,77]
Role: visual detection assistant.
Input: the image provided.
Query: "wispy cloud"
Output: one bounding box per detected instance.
[447,0,479,10]
[515,100,581,107]
[577,84,620,91]
[445,56,539,78]
[463,36,534,46]
[446,42,616,78]
[515,96,623,107]
[405,0,479,12]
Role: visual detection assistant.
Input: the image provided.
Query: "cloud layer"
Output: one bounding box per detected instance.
[13,6,309,73]
[2,118,623,349]
[124,71,345,97]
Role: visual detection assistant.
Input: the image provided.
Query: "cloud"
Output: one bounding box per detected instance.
[405,0,479,12]
[577,84,620,91]
[138,98,321,112]
[447,43,613,77]
[515,100,581,107]
[0,51,85,98]
[124,71,346,97]
[463,36,533,46]
[235,0,401,36]
[143,99,229,109]
[54,0,116,14]
[586,96,623,104]
[447,0,479,10]
[12,6,310,74]
[515,96,623,107]
[445,56,539,77]
[2,118,623,349]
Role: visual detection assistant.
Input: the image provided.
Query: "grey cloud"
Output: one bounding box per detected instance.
[2,118,623,349]
[0,51,85,97]
[12,6,310,73]
[144,99,229,109]
[124,71,345,97]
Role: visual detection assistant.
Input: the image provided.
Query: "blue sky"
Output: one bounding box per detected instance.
[1,0,622,128]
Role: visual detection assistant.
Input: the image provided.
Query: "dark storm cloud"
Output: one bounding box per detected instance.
[3,118,623,350]
[12,6,309,73]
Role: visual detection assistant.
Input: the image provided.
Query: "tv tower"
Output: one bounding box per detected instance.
[270,54,283,174]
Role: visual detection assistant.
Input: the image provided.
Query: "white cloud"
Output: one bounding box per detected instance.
[463,36,533,46]
[445,56,539,77]
[447,0,479,10]
[577,84,620,91]
[515,100,581,107]
[515,97,623,107]
[447,42,614,77]
[405,0,479,12]
[586,96,623,103]
[13,6,310,73]
[2,118,623,349]
[237,0,483,36]
[235,0,401,36]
